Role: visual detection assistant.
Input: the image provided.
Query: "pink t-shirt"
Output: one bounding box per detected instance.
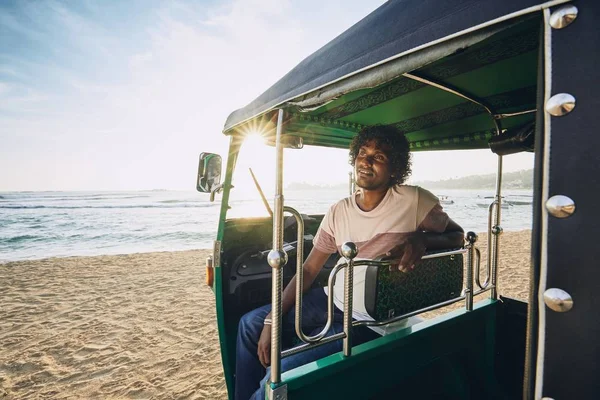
[314,185,449,258]
[313,185,450,321]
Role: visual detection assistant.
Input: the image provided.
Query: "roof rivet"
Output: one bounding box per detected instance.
[546,93,575,116]
[549,5,578,29]
[546,195,575,218]
[543,288,573,312]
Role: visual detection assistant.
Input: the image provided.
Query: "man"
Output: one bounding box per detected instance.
[235,125,464,400]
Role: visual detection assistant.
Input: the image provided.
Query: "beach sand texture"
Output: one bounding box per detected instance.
[1,230,531,399]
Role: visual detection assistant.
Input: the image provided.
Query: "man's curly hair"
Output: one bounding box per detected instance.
[349,125,412,186]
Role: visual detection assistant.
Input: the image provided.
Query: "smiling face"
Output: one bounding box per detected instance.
[349,125,412,188]
[354,140,393,191]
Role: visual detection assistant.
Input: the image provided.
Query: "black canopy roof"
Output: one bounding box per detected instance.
[224,0,560,134]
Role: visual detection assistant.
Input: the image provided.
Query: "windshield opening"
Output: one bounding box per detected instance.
[227,140,352,219]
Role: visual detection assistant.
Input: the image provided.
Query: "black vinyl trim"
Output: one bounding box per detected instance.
[523,19,545,400]
[541,2,600,398]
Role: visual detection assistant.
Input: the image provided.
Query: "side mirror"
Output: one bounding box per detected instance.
[197,153,222,193]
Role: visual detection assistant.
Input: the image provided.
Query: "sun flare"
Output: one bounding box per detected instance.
[226,129,277,218]
[244,130,267,149]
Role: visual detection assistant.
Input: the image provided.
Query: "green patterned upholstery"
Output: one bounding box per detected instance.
[364,251,464,321]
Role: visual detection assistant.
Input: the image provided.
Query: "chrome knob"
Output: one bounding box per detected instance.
[267,249,288,269]
[341,242,358,260]
[544,288,573,312]
[546,195,575,218]
[546,93,576,116]
[465,231,478,245]
[549,5,578,30]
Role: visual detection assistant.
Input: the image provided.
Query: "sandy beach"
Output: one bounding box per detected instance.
[0,230,531,399]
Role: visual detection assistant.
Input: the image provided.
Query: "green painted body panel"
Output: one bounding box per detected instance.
[213,136,242,396]
[278,299,499,399]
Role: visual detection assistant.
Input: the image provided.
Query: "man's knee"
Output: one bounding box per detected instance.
[238,312,255,340]
[239,310,254,330]
[238,307,268,344]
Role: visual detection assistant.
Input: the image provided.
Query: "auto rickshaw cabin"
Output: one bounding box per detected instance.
[197,0,600,398]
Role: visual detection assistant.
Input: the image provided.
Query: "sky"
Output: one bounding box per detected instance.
[0,0,533,192]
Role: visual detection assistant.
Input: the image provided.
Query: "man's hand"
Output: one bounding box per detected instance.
[257,324,272,368]
[382,231,427,273]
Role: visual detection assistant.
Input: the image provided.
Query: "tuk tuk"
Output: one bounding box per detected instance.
[197,0,599,398]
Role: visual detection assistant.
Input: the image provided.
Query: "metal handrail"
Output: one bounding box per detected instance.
[491,167,503,300]
[282,331,346,358]
[282,246,474,359]
[354,295,466,328]
[487,201,496,278]
[473,285,494,297]
[293,256,395,346]
[286,205,366,345]
[475,247,490,290]
[295,252,345,343]
[486,192,503,299]
[282,286,495,359]
[375,248,467,263]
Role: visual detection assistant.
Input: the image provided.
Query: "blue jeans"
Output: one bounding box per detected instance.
[235,288,379,400]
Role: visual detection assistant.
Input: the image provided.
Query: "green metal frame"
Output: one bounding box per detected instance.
[213,135,243,396]
[278,299,499,399]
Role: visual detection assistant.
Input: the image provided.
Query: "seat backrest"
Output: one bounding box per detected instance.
[364,250,464,321]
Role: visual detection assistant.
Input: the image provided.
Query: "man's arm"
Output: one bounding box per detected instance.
[385,217,464,272]
[422,217,464,249]
[257,247,332,367]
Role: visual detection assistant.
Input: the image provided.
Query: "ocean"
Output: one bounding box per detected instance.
[0,189,533,262]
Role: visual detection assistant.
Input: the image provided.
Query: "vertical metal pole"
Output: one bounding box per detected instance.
[465,246,474,311]
[348,172,353,196]
[270,109,286,385]
[340,242,358,357]
[343,258,354,356]
[465,232,478,311]
[491,155,503,299]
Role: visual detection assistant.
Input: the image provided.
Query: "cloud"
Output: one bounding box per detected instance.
[0,66,25,79]
[0,81,9,95]
[0,81,51,117]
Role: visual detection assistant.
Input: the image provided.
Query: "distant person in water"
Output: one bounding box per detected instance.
[235,125,464,400]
